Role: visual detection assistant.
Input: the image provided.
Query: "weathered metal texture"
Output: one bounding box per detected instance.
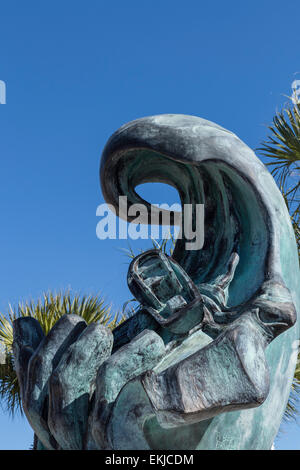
[12,114,300,450]
[48,322,113,449]
[13,314,87,449]
[91,329,165,449]
[101,114,300,449]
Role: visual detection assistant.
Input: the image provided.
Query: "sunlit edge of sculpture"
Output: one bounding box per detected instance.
[13,114,300,450]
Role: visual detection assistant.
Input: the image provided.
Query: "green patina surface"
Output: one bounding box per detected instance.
[13,114,300,450]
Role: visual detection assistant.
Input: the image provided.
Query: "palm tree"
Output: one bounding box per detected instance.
[258,100,300,419]
[0,290,124,421]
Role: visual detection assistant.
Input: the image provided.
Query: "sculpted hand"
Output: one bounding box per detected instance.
[13,313,165,450]
[13,314,113,449]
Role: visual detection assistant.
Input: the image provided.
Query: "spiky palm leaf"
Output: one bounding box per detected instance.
[0,290,125,416]
[0,351,22,416]
[258,102,300,214]
[285,357,300,420]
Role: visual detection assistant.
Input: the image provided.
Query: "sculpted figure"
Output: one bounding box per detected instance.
[13,115,300,450]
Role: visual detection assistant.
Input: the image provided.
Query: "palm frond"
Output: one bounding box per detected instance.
[0,351,22,417]
[258,102,300,213]
[285,353,300,422]
[120,234,177,262]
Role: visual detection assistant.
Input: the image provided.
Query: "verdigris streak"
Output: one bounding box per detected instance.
[13,115,300,449]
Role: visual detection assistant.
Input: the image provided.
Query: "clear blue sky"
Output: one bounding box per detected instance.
[0,0,299,449]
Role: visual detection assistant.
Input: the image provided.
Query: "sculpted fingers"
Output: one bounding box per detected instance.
[48,323,113,450]
[12,317,45,400]
[25,314,87,449]
[91,329,165,449]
